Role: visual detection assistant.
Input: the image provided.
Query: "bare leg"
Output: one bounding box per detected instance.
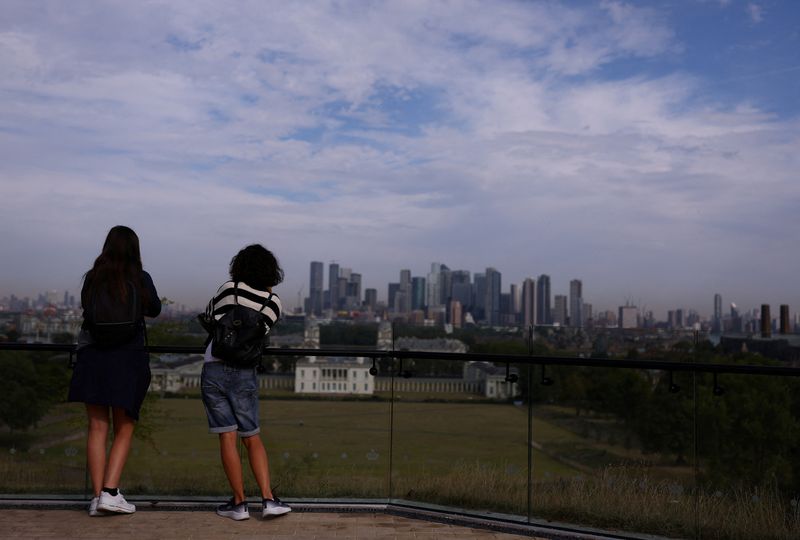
[219,432,245,504]
[86,405,110,497]
[103,407,135,488]
[241,434,273,500]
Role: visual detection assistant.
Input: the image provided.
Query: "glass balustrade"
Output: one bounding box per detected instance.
[388,355,529,521]
[1,341,798,540]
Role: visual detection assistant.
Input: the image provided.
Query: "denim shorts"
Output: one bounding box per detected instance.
[201,362,260,437]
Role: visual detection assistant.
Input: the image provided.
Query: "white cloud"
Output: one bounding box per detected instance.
[747,3,764,23]
[0,0,797,314]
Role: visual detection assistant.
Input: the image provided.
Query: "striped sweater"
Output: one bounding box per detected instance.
[205,281,282,333]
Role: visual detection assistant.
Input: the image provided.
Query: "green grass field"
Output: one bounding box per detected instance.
[1,397,798,539]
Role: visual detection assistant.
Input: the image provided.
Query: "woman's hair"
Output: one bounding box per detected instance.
[229,244,284,290]
[84,225,148,305]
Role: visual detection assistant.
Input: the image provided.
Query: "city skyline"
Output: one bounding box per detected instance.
[3,260,796,325]
[1,2,799,317]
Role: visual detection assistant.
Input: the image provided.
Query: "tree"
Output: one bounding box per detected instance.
[0,352,69,433]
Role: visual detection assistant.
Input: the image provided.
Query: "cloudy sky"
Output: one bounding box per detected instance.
[1,0,798,317]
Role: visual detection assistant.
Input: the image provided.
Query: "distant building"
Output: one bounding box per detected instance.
[473,273,486,321]
[484,267,501,325]
[521,278,536,328]
[294,357,375,395]
[364,288,377,310]
[569,279,583,328]
[411,277,426,311]
[449,299,463,328]
[327,262,340,310]
[553,295,567,326]
[308,261,324,316]
[619,305,638,329]
[536,274,551,325]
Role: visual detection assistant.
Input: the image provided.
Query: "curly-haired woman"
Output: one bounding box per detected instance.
[200,244,291,521]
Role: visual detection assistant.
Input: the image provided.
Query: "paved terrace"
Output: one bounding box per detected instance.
[0,508,553,540]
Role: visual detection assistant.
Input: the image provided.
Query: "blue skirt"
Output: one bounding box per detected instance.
[68,345,151,420]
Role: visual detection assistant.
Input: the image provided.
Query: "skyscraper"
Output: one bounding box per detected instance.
[569,279,583,328]
[426,263,444,308]
[364,288,377,310]
[553,295,567,326]
[521,278,536,328]
[473,273,486,321]
[536,274,551,325]
[713,294,722,334]
[411,277,426,311]
[450,271,471,311]
[346,273,362,309]
[328,262,340,310]
[484,267,502,325]
[619,305,638,329]
[308,261,324,316]
[388,283,400,310]
[509,283,520,320]
[396,269,411,313]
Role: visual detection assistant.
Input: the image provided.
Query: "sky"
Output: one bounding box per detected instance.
[1,0,798,318]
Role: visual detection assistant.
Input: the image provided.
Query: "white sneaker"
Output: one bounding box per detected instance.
[97,490,136,514]
[88,497,106,517]
[262,495,291,517]
[216,498,250,521]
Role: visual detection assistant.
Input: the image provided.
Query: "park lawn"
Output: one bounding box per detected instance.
[1,397,581,500]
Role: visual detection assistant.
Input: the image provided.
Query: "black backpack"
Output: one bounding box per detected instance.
[210,284,273,368]
[88,280,142,347]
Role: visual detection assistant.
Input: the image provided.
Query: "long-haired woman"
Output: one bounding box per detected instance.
[68,225,161,516]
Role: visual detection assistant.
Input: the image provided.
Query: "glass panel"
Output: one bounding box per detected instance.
[529,364,696,538]
[0,349,86,496]
[123,350,224,496]
[258,353,390,500]
[124,351,391,500]
[389,356,529,519]
[696,370,800,540]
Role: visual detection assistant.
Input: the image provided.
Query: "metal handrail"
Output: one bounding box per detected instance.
[1,342,797,377]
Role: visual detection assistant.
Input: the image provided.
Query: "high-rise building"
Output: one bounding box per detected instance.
[388,283,400,310]
[449,299,463,328]
[553,295,567,326]
[713,294,723,333]
[473,273,486,321]
[509,283,520,317]
[536,274,551,324]
[521,278,536,328]
[484,267,501,325]
[345,273,362,309]
[619,305,638,329]
[411,277,426,311]
[427,263,444,308]
[780,304,791,334]
[439,265,452,305]
[450,271,471,311]
[569,279,583,328]
[396,269,412,313]
[309,261,324,316]
[675,308,684,328]
[364,288,377,310]
[328,262,340,310]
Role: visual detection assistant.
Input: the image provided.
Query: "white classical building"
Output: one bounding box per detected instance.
[294,357,374,395]
[294,320,518,399]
